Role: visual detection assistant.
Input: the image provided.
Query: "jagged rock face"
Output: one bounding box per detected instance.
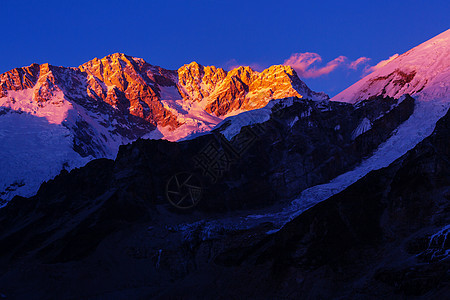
[33,64,65,103]
[178,62,328,116]
[79,53,180,127]
[177,62,228,102]
[0,63,40,96]
[0,63,64,103]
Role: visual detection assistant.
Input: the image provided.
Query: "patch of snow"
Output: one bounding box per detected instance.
[351,117,372,140]
[67,102,132,158]
[0,110,90,206]
[289,116,299,128]
[142,86,223,141]
[0,88,135,205]
[1,89,72,125]
[421,224,450,261]
[156,249,162,268]
[213,97,296,140]
[428,224,450,249]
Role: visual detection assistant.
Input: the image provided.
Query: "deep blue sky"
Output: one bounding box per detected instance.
[1,0,448,96]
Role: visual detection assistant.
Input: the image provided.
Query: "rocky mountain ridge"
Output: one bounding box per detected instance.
[0,54,327,202]
[1,53,328,139]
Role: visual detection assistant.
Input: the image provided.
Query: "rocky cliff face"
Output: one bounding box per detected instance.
[0,63,40,95]
[177,62,327,116]
[79,53,180,127]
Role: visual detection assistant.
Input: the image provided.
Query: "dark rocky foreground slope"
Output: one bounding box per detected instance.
[1,95,447,299]
[242,108,450,299]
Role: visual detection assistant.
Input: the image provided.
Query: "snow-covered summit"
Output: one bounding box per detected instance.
[331,29,450,103]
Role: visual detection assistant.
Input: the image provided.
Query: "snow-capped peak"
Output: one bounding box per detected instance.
[331,29,450,103]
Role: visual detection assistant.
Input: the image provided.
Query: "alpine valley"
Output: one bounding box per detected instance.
[0,29,449,299]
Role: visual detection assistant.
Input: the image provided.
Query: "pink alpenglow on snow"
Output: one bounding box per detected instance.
[364,54,399,74]
[331,29,450,103]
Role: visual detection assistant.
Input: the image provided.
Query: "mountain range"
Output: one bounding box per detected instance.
[0,55,327,203]
[0,29,449,299]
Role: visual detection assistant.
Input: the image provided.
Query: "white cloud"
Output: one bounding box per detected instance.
[349,57,371,69]
[284,52,369,78]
